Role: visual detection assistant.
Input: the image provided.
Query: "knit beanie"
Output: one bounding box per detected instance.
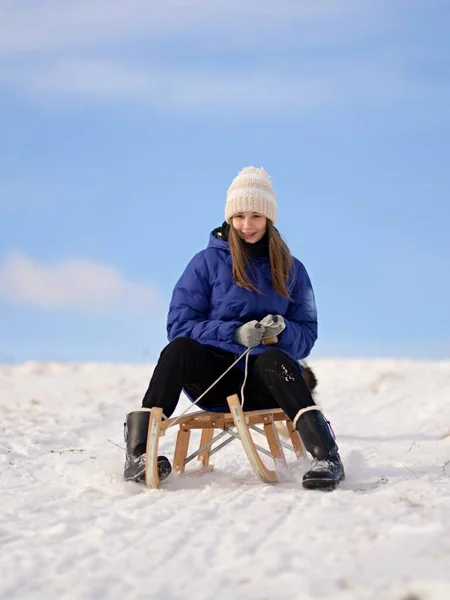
[225,166,277,224]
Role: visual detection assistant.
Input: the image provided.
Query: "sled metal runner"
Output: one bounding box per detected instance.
[144,394,305,489]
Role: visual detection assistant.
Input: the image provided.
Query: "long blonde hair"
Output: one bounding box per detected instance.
[228,220,294,299]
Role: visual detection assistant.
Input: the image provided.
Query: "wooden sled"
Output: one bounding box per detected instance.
[144,393,305,489]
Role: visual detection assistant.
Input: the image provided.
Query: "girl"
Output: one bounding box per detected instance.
[124,167,344,490]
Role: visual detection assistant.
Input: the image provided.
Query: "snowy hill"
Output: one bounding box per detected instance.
[1,359,450,600]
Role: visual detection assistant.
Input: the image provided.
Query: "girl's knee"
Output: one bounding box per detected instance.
[164,337,200,353]
[257,347,287,366]
[254,348,301,377]
[159,337,201,361]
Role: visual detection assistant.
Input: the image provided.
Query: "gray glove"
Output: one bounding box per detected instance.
[259,314,286,339]
[235,320,265,348]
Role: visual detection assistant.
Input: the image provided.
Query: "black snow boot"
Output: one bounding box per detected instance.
[123,409,172,483]
[295,408,345,490]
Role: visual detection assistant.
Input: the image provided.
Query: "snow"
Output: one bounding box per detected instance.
[1,359,450,600]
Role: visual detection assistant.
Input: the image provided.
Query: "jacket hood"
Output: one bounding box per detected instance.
[208,222,231,252]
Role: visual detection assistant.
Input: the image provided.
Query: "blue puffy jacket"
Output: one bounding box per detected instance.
[167,229,318,363]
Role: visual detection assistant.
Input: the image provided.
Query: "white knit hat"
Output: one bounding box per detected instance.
[225,166,277,224]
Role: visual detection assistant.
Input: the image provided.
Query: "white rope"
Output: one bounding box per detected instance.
[239,348,252,410]
[292,405,322,429]
[168,347,252,429]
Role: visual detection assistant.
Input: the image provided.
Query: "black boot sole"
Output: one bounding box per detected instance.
[303,478,339,491]
[303,473,345,491]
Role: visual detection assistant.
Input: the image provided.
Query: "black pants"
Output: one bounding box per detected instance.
[142,337,315,421]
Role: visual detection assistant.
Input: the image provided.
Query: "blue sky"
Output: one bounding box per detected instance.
[1,0,449,363]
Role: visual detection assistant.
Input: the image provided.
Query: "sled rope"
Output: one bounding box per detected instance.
[240,348,252,410]
[168,347,252,429]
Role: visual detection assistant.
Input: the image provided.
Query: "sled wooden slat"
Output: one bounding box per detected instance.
[160,407,290,432]
[227,394,278,484]
[173,427,191,473]
[263,421,286,463]
[145,407,163,489]
[285,419,304,458]
[197,427,214,469]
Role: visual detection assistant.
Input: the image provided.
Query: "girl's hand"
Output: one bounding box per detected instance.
[260,315,286,339]
[235,321,266,348]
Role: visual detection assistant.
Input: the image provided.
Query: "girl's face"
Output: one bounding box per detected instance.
[231,211,267,243]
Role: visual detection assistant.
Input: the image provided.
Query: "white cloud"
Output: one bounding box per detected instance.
[0,0,399,55]
[0,252,159,315]
[0,56,425,112]
[0,0,443,113]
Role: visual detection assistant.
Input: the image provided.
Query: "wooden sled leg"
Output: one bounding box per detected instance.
[227,394,278,484]
[197,427,214,470]
[286,418,304,458]
[145,407,163,489]
[173,427,191,473]
[264,421,286,464]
